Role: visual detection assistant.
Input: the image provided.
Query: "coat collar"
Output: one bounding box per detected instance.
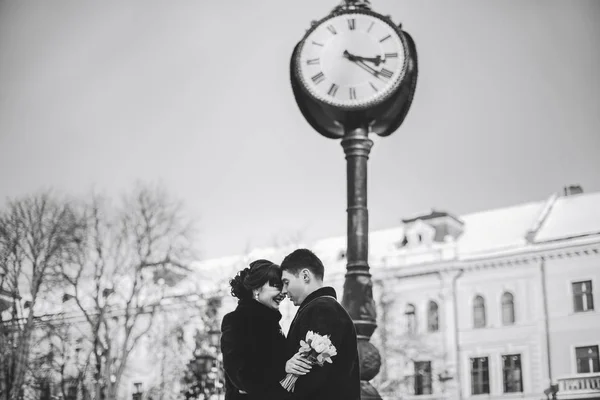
[237,298,283,322]
[298,286,337,311]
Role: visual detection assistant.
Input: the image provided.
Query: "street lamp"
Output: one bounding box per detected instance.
[207,329,224,399]
[207,329,220,348]
[196,354,214,373]
[132,382,143,400]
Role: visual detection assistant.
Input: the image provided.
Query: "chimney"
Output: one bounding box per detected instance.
[563,185,583,196]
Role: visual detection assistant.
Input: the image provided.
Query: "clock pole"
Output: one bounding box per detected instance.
[289,1,418,398]
[340,124,382,400]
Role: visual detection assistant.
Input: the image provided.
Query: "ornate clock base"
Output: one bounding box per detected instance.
[358,335,383,400]
[361,381,383,400]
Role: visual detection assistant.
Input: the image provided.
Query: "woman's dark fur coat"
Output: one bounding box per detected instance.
[221,299,292,400]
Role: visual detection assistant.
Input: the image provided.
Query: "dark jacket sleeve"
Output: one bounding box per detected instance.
[293,300,347,397]
[221,313,293,400]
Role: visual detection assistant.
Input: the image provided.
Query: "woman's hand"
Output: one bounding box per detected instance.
[285,351,313,375]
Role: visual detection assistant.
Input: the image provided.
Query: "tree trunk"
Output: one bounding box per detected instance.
[9,308,35,400]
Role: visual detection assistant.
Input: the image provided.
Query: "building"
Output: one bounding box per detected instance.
[195,185,600,400]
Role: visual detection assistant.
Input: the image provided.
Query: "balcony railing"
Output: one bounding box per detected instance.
[557,373,600,399]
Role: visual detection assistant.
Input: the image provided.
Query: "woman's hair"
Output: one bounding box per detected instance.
[229,259,283,300]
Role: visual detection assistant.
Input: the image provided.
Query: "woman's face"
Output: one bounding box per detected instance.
[256,281,285,310]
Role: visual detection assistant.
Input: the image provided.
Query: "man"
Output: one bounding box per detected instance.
[280,249,360,400]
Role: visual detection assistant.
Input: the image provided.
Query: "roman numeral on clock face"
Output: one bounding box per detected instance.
[379,34,391,43]
[347,18,356,30]
[311,72,325,84]
[328,83,339,97]
[349,87,357,100]
[306,58,320,65]
[327,25,337,35]
[380,68,394,79]
[385,52,398,58]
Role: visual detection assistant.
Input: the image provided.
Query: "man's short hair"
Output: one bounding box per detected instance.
[280,248,325,281]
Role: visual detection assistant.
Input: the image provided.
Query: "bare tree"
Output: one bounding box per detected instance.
[61,183,196,399]
[0,192,81,400]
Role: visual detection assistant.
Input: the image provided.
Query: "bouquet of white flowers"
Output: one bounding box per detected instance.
[280,330,338,392]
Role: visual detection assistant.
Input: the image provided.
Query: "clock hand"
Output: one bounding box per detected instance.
[357,55,384,66]
[356,60,385,80]
[343,51,386,81]
[343,50,385,66]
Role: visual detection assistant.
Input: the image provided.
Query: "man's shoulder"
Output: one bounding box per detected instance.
[307,295,339,308]
[304,295,351,319]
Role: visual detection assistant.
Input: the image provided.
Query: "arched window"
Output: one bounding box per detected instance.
[502,292,515,325]
[427,301,439,332]
[405,304,417,335]
[473,295,486,328]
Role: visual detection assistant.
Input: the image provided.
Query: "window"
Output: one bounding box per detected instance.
[473,295,486,328]
[576,345,600,373]
[471,357,490,395]
[405,304,417,335]
[428,301,439,332]
[502,292,515,325]
[502,354,523,393]
[414,361,432,395]
[39,378,51,400]
[572,281,594,312]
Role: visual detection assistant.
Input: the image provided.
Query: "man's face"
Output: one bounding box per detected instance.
[281,270,307,306]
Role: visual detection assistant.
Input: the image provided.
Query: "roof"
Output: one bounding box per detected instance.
[534,192,600,242]
[456,201,543,256]
[193,190,600,278]
[402,209,464,225]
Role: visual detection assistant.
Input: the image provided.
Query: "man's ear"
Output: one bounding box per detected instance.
[301,268,311,283]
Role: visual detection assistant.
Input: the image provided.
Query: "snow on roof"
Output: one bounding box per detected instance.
[456,201,543,256]
[534,191,600,242]
[193,191,600,273]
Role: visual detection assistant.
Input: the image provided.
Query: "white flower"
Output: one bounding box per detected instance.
[327,345,337,357]
[299,340,311,353]
[313,341,327,353]
[305,331,316,343]
[298,331,338,366]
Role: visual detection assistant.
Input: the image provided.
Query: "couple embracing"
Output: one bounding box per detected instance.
[220,249,361,400]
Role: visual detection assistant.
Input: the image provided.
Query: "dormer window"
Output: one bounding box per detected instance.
[404,220,436,247]
[402,210,464,244]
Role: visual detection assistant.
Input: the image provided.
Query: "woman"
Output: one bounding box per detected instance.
[221,259,301,400]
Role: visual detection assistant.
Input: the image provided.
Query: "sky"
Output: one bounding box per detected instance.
[1,0,599,261]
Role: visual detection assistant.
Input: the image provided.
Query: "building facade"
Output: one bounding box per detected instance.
[200,187,600,400]
[320,187,600,400]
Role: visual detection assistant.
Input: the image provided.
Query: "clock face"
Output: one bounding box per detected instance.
[296,12,407,109]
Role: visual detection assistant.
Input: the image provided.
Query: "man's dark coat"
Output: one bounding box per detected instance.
[221,299,292,400]
[286,287,360,400]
